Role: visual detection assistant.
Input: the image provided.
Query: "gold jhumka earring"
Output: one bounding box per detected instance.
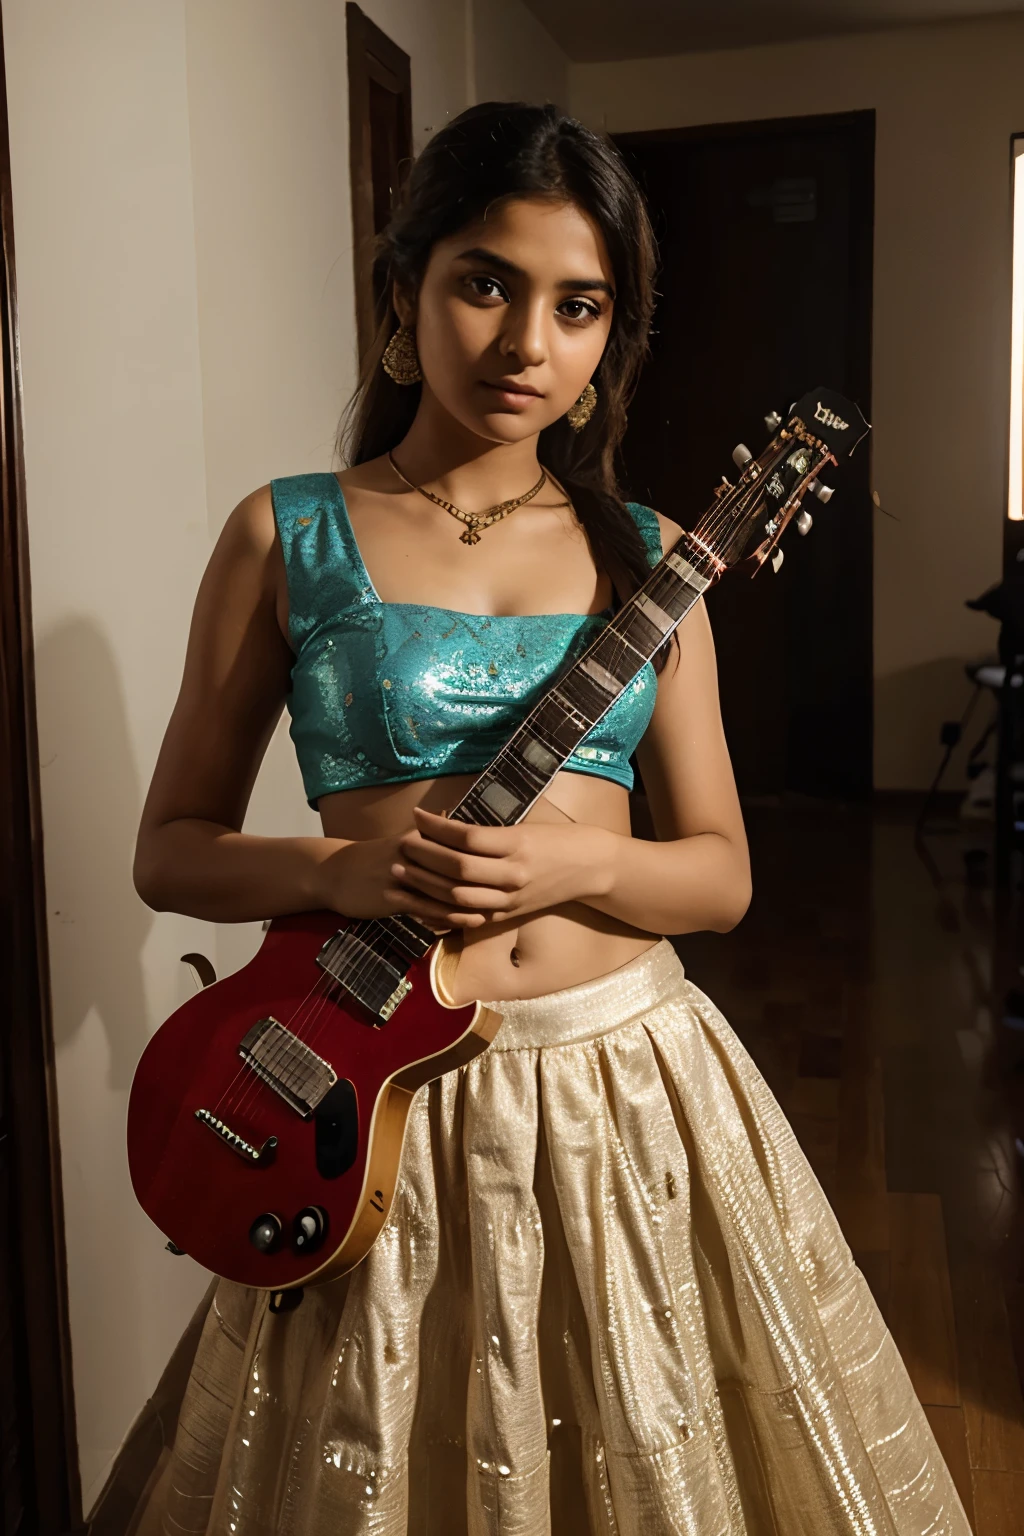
[566,381,597,430]
[381,325,422,385]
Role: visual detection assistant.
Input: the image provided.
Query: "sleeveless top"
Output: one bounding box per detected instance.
[271,473,663,807]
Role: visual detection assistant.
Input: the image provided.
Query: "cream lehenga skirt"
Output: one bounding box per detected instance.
[96,939,969,1536]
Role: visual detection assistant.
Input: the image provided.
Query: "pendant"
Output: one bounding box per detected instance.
[460,526,481,545]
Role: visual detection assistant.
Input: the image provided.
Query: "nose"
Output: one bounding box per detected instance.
[499,297,547,369]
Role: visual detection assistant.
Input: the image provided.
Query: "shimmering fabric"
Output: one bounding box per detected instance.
[106,942,968,1536]
[271,475,662,806]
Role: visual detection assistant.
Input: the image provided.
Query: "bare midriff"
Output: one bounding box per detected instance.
[317,769,659,1005]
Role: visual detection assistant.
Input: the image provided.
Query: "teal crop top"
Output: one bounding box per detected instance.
[271,473,663,807]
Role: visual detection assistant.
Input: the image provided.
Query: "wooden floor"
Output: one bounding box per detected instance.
[674,800,1024,1536]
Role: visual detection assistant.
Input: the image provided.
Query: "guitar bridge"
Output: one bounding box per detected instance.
[194,1108,277,1166]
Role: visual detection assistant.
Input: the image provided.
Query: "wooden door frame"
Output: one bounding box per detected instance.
[0,2,83,1530]
[346,2,413,366]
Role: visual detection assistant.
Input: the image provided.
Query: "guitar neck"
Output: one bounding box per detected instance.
[370,534,716,962]
[448,534,714,830]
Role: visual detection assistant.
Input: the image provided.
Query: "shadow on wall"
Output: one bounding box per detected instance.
[874,655,998,792]
[35,616,152,1089]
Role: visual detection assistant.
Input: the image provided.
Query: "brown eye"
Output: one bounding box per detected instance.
[466,276,508,303]
[558,298,601,325]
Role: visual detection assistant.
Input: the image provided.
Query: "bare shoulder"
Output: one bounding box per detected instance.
[214,483,277,558]
[652,509,684,555]
[196,483,289,634]
[202,484,284,595]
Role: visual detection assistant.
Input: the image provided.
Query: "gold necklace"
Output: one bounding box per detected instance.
[387,451,547,545]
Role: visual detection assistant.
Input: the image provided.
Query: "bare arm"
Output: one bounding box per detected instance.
[586,603,751,934]
[134,487,485,929]
[587,506,750,932]
[133,487,333,921]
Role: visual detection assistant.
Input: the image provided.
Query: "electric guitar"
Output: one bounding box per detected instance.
[127,387,869,1292]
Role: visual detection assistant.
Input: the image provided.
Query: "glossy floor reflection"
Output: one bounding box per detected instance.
[673,799,1024,1535]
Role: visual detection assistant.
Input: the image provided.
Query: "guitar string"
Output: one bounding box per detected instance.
[228,907,435,1125]
[297,915,421,1065]
[697,425,834,555]
[225,971,339,1124]
[224,914,415,1123]
[692,421,811,553]
[215,963,338,1122]
[222,891,440,1124]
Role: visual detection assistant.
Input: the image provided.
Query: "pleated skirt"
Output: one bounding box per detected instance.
[103,939,970,1535]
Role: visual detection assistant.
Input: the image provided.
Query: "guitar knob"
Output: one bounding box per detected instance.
[795,509,813,536]
[771,547,785,574]
[731,442,752,468]
[249,1212,283,1254]
[764,410,782,432]
[812,481,834,503]
[293,1205,329,1254]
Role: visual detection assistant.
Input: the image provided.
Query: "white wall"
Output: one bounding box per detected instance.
[571,14,1022,789]
[472,0,569,107]
[4,0,564,1513]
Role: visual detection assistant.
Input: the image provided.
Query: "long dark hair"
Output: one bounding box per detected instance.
[337,100,659,604]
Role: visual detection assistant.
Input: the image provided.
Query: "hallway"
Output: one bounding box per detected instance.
[675,802,1024,1532]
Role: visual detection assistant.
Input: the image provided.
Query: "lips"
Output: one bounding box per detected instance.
[483,379,543,397]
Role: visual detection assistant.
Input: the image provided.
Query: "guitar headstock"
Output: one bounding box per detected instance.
[692,386,870,578]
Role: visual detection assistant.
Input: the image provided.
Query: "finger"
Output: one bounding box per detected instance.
[392,863,513,912]
[412,806,515,856]
[399,837,524,890]
[385,887,487,929]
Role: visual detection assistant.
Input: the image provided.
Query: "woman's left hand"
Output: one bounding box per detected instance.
[392,807,616,923]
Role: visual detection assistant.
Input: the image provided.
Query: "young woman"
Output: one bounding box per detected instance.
[117,104,968,1535]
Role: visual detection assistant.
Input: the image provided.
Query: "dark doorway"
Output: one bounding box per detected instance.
[346,3,412,366]
[617,112,875,798]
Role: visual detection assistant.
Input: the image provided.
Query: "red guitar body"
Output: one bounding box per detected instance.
[127,912,499,1290]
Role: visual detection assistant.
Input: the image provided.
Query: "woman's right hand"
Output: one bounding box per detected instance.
[312,834,488,932]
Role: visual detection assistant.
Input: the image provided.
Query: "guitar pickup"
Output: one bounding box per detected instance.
[239,1018,337,1118]
[316,930,414,1024]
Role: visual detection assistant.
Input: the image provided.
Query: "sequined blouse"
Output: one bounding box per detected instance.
[270,473,663,807]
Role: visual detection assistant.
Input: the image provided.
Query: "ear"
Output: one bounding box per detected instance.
[392,280,416,328]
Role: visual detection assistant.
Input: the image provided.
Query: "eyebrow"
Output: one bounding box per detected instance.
[454,245,616,300]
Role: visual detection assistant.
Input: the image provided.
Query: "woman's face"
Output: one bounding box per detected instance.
[397,195,615,445]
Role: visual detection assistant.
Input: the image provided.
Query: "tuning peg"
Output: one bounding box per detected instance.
[795,508,813,536]
[732,442,753,468]
[771,547,785,573]
[764,410,782,432]
[810,481,834,504]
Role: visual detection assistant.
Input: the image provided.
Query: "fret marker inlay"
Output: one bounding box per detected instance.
[666,551,708,589]
[581,657,622,695]
[636,594,675,634]
[480,781,522,820]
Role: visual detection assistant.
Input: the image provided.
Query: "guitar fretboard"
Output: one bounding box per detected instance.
[449,536,712,828]
[350,534,715,968]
